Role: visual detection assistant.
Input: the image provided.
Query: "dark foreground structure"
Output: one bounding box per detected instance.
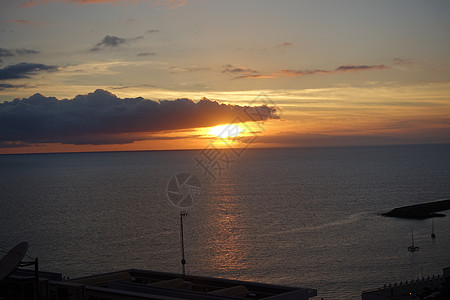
[0,268,317,300]
[382,199,450,219]
[362,267,450,300]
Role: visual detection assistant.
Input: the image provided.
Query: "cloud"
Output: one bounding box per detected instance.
[152,0,185,8]
[128,35,144,41]
[15,49,40,55]
[249,128,450,148]
[222,65,257,74]
[0,49,15,57]
[0,62,58,80]
[21,0,50,8]
[239,64,390,79]
[0,141,31,148]
[146,29,161,34]
[21,0,187,9]
[0,89,278,146]
[8,19,35,24]
[8,19,47,25]
[278,69,330,76]
[91,35,126,51]
[90,35,143,51]
[393,58,415,67]
[282,65,388,76]
[0,48,40,57]
[235,74,277,79]
[335,64,388,72]
[137,52,156,57]
[277,42,293,47]
[0,83,27,91]
[247,132,403,147]
[170,66,210,73]
[222,64,266,79]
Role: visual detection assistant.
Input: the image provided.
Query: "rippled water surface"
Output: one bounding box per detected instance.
[1,144,449,299]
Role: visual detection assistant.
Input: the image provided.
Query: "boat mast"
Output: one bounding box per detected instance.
[408,228,419,252]
[431,220,436,239]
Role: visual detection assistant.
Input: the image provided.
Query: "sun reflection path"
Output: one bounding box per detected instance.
[200,179,254,281]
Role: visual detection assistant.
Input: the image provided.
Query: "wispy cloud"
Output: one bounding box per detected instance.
[235,74,277,79]
[170,66,210,73]
[221,64,270,79]
[0,141,32,148]
[8,19,40,25]
[21,0,187,9]
[0,49,17,58]
[152,0,186,9]
[393,58,415,67]
[222,64,257,74]
[137,52,156,57]
[281,64,388,76]
[146,29,161,34]
[0,83,27,91]
[335,64,388,72]
[238,64,389,79]
[15,49,40,55]
[0,89,278,146]
[278,69,330,76]
[0,62,57,80]
[0,48,40,57]
[277,42,293,47]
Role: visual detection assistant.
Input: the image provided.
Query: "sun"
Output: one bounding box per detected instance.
[209,124,244,138]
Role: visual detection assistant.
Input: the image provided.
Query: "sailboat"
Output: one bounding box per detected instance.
[431,220,436,239]
[408,229,419,252]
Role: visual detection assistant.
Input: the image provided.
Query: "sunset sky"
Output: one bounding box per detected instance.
[1,0,449,154]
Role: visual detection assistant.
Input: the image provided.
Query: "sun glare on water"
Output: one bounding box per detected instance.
[209,124,244,138]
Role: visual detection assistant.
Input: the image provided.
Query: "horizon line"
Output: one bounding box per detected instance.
[1,142,449,156]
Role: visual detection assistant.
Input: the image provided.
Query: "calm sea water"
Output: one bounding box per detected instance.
[1,144,449,299]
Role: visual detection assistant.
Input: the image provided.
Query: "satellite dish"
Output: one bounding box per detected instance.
[0,242,29,282]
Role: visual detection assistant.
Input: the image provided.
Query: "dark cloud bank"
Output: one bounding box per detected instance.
[0,62,57,80]
[0,89,278,147]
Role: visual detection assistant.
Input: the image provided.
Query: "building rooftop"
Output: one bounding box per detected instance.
[68,269,317,300]
[2,268,317,300]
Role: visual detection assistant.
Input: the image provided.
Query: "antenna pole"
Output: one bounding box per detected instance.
[34,258,40,300]
[180,211,187,276]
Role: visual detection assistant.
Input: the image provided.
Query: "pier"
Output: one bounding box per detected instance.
[382,199,450,219]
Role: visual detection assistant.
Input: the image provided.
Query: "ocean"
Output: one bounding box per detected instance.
[1,144,449,299]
